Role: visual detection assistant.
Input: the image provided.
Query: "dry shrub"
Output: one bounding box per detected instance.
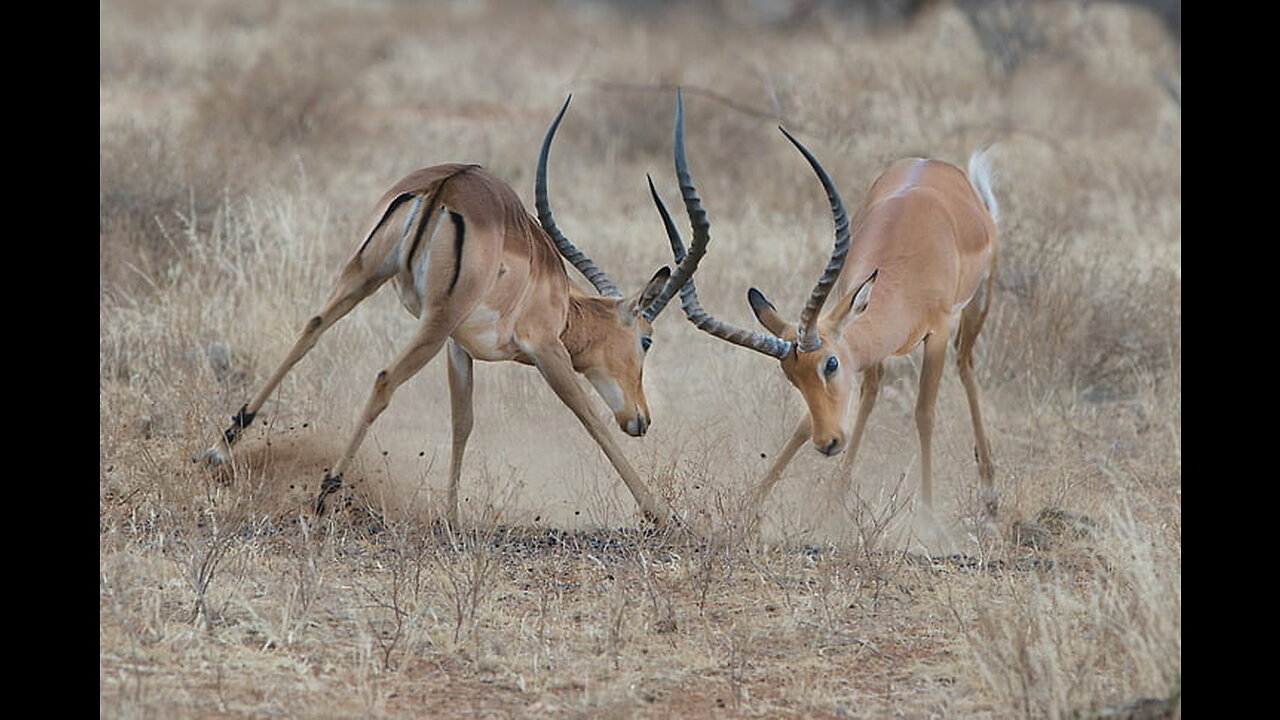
[988,216,1180,403]
[100,123,235,294]
[956,501,1181,718]
[190,39,367,150]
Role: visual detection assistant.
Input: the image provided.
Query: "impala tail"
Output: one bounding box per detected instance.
[967,147,999,226]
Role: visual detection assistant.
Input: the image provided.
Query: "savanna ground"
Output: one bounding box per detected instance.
[100,1,1181,717]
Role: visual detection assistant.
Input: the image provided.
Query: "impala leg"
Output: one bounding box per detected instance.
[955,280,997,516]
[749,416,810,514]
[526,340,672,528]
[316,317,453,515]
[833,362,884,499]
[445,340,475,528]
[915,332,949,512]
[200,259,392,465]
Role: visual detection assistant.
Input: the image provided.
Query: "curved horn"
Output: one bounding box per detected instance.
[646,89,793,359]
[779,125,850,353]
[536,95,622,298]
[645,174,697,313]
[641,89,705,322]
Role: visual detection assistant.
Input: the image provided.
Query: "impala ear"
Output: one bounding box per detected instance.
[630,266,671,317]
[832,270,878,330]
[747,287,794,338]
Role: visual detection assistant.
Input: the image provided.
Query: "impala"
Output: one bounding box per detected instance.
[650,92,999,520]
[199,97,703,527]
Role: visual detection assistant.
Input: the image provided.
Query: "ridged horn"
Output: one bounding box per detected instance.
[640,90,705,322]
[779,125,850,353]
[647,89,793,359]
[645,174,697,316]
[535,95,622,298]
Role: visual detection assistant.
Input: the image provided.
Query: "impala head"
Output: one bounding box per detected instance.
[747,273,877,455]
[649,88,878,455]
[565,267,672,436]
[537,95,705,437]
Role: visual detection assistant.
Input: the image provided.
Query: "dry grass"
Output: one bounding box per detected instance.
[101,0,1180,717]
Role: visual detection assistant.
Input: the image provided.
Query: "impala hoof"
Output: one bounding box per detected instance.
[642,507,705,541]
[315,473,343,515]
[221,405,258,444]
[981,487,999,517]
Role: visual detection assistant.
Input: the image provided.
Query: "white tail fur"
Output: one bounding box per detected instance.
[967,148,999,226]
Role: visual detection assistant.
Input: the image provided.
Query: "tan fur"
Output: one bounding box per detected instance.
[202,163,679,527]
[754,156,1000,518]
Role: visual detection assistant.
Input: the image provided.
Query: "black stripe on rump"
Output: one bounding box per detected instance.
[406,191,442,274]
[358,193,416,257]
[448,211,466,294]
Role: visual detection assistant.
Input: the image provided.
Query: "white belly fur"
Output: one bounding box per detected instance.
[452,304,515,361]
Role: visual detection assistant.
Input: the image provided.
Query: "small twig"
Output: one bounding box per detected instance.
[589,81,805,133]
[112,487,143,507]
[817,636,885,657]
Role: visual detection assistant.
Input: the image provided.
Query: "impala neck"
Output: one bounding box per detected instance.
[824,300,915,369]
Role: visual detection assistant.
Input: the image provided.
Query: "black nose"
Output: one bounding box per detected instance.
[625,414,649,437]
[820,438,840,456]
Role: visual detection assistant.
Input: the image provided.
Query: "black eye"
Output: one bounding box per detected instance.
[824,355,839,377]
[641,336,652,352]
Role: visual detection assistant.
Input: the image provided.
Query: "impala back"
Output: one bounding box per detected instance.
[833,158,998,359]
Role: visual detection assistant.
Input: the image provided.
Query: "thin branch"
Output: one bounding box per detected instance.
[589,81,805,133]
